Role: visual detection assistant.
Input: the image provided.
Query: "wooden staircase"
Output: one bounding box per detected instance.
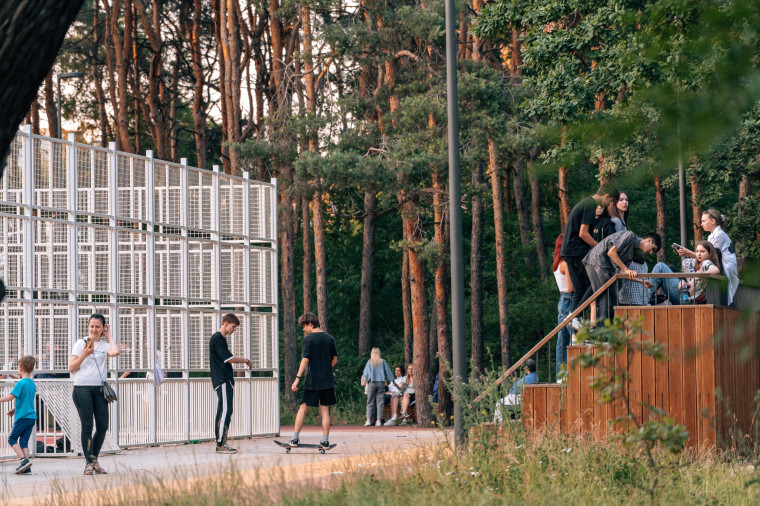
[522,305,760,448]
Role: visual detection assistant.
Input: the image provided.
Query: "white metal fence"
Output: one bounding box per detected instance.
[0,126,279,457]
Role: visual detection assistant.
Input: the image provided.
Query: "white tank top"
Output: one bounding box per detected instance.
[553,266,569,293]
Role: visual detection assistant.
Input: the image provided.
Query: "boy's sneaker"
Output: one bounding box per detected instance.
[21,467,31,474]
[216,443,237,454]
[15,458,32,474]
[289,438,299,447]
[402,411,409,419]
[319,440,330,449]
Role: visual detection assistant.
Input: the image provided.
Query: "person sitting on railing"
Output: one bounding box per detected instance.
[582,231,660,325]
[677,209,739,305]
[493,359,538,422]
[680,241,723,304]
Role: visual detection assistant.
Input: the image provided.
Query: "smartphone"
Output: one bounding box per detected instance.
[671,243,683,250]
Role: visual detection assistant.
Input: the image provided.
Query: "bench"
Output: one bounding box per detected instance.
[382,397,416,424]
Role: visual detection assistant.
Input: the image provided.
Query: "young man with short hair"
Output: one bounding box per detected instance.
[0,355,37,474]
[583,231,661,324]
[290,313,337,448]
[209,313,253,454]
[561,182,621,327]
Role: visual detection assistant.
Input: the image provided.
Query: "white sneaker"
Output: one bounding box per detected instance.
[375,420,382,427]
[391,415,398,421]
[384,418,396,426]
[364,419,372,426]
[571,317,582,331]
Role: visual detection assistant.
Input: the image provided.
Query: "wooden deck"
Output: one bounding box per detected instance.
[522,305,760,448]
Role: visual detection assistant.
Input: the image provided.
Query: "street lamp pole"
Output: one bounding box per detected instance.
[444,0,466,449]
[57,72,84,138]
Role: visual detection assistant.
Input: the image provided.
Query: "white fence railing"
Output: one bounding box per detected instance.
[0,127,279,457]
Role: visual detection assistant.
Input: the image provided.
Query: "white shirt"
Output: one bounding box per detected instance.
[553,266,569,293]
[71,339,111,386]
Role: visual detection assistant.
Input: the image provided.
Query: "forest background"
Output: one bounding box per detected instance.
[25,0,760,426]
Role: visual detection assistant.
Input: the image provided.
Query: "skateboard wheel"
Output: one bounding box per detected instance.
[286,448,291,453]
[319,449,325,454]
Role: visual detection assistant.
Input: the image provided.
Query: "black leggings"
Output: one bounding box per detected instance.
[215,381,234,446]
[72,385,110,464]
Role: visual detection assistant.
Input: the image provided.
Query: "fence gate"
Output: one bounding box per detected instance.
[0,127,279,457]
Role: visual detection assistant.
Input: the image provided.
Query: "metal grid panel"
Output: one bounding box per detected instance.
[188,240,216,300]
[249,183,275,241]
[0,214,26,288]
[250,313,277,369]
[251,379,279,435]
[251,248,276,305]
[1,136,25,204]
[0,384,17,457]
[220,244,247,303]
[229,380,249,437]
[189,310,217,370]
[189,378,215,440]
[156,309,185,370]
[118,229,150,296]
[77,146,110,214]
[156,380,187,443]
[117,154,148,221]
[0,302,25,373]
[188,168,215,231]
[155,235,184,298]
[35,303,71,371]
[33,137,68,209]
[117,380,151,446]
[77,225,112,292]
[220,175,245,236]
[117,307,150,371]
[154,161,184,227]
[227,312,249,370]
[34,220,71,290]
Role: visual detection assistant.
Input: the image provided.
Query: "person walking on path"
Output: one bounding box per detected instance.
[209,313,254,454]
[291,313,338,448]
[362,347,393,426]
[69,313,120,475]
[561,183,620,328]
[0,355,37,474]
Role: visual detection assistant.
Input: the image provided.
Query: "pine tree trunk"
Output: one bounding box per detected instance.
[654,175,667,263]
[313,188,329,333]
[279,169,297,404]
[302,196,312,314]
[43,71,58,139]
[189,0,207,167]
[359,187,376,355]
[691,176,703,243]
[513,158,535,271]
[470,162,484,374]
[402,244,413,369]
[529,165,547,280]
[432,171,452,418]
[488,138,510,368]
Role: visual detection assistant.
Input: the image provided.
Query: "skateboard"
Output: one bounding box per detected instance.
[274,439,337,454]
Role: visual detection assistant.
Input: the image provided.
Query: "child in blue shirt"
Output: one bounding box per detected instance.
[0,355,37,474]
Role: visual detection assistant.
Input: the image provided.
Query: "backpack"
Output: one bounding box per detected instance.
[592,215,615,243]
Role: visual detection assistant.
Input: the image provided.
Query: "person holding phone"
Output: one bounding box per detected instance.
[69,313,120,475]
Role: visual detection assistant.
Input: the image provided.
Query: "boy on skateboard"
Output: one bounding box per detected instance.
[290,313,337,448]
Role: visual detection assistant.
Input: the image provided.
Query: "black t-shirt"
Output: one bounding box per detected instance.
[302,331,337,390]
[209,331,234,389]
[561,196,598,258]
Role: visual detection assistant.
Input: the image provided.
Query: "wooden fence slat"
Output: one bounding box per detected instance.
[534,386,547,432]
[546,386,561,429]
[568,346,582,434]
[522,386,535,433]
[682,307,698,445]
[628,308,643,426]
[654,308,669,420]
[641,308,656,423]
[668,307,684,427]
[699,306,716,446]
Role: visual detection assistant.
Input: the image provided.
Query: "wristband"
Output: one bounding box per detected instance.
[296,376,301,379]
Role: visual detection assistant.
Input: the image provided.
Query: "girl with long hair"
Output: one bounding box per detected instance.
[680,241,722,303]
[553,234,574,379]
[362,347,393,426]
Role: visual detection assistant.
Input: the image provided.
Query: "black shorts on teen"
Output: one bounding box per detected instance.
[302,387,336,407]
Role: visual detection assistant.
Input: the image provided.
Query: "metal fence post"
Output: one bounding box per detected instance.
[146,150,158,445]
[181,157,191,442]
[271,178,280,434]
[67,133,79,360]
[108,141,120,445]
[243,171,253,436]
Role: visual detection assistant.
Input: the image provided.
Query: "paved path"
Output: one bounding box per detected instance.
[0,426,447,504]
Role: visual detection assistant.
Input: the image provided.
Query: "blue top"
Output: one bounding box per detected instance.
[363,360,393,382]
[509,372,537,396]
[10,378,37,421]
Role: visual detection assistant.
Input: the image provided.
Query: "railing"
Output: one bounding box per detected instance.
[474,272,728,403]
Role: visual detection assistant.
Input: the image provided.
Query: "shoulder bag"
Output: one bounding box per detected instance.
[94,340,118,403]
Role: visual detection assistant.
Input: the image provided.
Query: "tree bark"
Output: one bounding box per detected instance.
[432,170,452,419]
[691,176,703,243]
[188,0,208,167]
[513,157,535,271]
[312,188,329,333]
[470,161,484,375]
[488,138,511,368]
[43,71,58,139]
[106,0,134,152]
[302,196,312,314]
[654,174,667,262]
[279,172,297,405]
[528,164,547,280]
[402,242,413,369]
[359,187,376,355]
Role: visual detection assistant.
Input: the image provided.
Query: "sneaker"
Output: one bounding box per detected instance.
[402,412,409,419]
[384,418,397,426]
[289,438,299,447]
[364,419,372,426]
[21,467,31,474]
[401,419,409,425]
[571,317,582,331]
[375,420,382,427]
[319,440,330,448]
[15,458,32,474]
[216,443,237,454]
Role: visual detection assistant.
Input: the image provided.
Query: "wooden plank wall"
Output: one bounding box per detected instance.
[522,306,760,449]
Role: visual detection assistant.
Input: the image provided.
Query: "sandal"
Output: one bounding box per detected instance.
[92,459,108,474]
[84,463,95,475]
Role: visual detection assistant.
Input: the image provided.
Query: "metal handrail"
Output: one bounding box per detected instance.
[472,272,726,403]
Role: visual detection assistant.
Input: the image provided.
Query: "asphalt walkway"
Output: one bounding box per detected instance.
[0,426,447,505]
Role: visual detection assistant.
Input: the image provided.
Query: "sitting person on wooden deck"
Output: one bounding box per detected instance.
[582,231,660,325]
[493,359,538,422]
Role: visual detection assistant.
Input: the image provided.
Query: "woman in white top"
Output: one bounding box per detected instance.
[553,234,574,378]
[678,209,739,305]
[384,365,405,426]
[68,313,120,475]
[400,364,415,423]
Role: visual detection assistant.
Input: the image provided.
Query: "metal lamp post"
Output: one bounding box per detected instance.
[57,72,84,138]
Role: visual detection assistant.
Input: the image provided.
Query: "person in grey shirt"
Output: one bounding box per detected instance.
[583,230,661,324]
[362,347,393,426]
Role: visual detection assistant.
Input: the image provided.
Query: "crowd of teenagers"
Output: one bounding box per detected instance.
[554,183,740,377]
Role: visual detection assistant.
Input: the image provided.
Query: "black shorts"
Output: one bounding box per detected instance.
[302,387,336,407]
